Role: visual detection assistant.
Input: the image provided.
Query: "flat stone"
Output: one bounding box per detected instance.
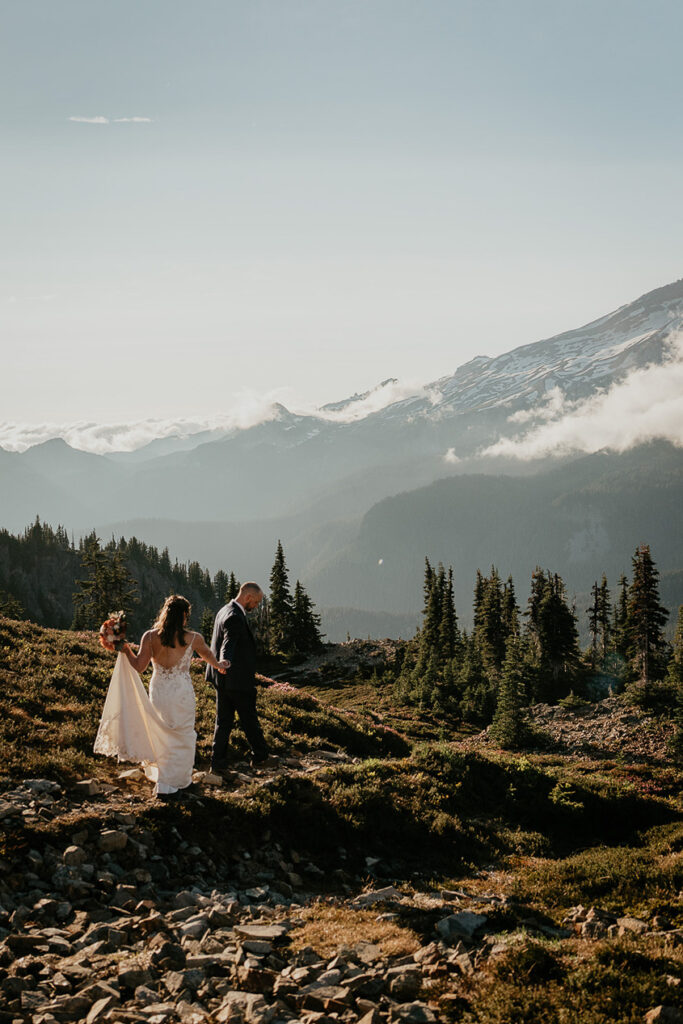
[200,772,224,786]
[242,939,273,955]
[118,768,145,781]
[233,923,289,942]
[435,911,488,943]
[350,886,403,907]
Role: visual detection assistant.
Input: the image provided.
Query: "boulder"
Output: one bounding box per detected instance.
[62,843,87,868]
[98,830,128,853]
[618,916,649,936]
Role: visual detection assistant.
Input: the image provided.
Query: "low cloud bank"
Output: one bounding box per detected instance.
[480,337,683,460]
[0,379,425,454]
[316,378,432,423]
[0,389,288,454]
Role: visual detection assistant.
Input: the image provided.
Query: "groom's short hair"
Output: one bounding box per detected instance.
[238,582,263,598]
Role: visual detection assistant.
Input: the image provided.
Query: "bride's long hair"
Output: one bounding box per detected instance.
[153,594,191,648]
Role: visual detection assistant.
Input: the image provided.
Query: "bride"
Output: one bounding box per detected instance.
[94,594,229,800]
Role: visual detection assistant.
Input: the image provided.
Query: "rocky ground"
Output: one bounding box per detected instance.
[2,732,683,1024]
[270,642,401,688]
[526,696,676,763]
[3,616,683,1023]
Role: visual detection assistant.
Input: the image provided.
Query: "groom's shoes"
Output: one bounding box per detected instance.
[250,753,279,769]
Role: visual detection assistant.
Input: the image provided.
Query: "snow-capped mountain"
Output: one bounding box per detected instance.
[376,278,683,422]
[1,276,681,535]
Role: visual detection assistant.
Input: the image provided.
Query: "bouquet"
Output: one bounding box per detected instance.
[99,611,127,652]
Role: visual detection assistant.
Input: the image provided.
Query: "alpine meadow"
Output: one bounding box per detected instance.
[3,3,683,1022]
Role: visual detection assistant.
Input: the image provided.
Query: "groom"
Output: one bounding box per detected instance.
[206,582,271,772]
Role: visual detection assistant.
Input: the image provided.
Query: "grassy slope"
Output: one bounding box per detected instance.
[3,615,683,1023]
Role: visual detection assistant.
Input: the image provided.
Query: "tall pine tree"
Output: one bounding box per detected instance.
[268,540,294,656]
[627,544,669,690]
[291,580,324,654]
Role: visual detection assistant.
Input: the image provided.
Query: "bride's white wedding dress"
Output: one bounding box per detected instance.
[94,638,197,795]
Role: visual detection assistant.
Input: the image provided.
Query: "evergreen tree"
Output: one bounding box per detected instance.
[598,574,612,661]
[668,607,683,759]
[269,540,294,655]
[525,570,580,701]
[201,607,215,644]
[613,574,630,660]
[627,544,669,690]
[291,580,324,654]
[160,547,172,574]
[475,567,506,674]
[187,561,203,592]
[421,562,444,653]
[502,576,519,639]
[213,570,229,605]
[473,569,486,633]
[250,593,271,657]
[458,639,495,724]
[200,568,214,604]
[0,591,28,620]
[539,573,580,693]
[227,572,240,601]
[72,534,138,628]
[423,558,435,617]
[588,579,601,668]
[438,567,458,661]
[490,636,528,749]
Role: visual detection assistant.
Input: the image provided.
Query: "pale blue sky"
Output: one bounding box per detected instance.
[2,0,683,429]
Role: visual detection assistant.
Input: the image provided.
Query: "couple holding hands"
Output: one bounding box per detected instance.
[94,584,272,800]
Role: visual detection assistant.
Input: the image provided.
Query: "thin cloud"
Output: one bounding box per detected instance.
[0,379,429,454]
[479,336,683,460]
[0,390,289,454]
[68,115,153,125]
[315,379,433,423]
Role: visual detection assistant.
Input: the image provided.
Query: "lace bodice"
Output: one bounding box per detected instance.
[150,638,194,683]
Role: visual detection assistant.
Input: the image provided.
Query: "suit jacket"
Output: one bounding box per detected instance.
[205,600,257,692]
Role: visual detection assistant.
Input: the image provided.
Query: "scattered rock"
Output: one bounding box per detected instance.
[98,829,128,852]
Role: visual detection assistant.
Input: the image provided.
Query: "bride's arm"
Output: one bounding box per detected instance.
[190,632,228,673]
[122,630,154,673]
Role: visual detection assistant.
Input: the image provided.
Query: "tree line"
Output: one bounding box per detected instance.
[389,543,680,746]
[0,519,322,659]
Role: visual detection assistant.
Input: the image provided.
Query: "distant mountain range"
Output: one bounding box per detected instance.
[2,277,682,638]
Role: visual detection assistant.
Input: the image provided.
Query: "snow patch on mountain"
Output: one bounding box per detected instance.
[480,332,683,459]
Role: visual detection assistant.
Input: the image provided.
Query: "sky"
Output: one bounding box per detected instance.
[2,0,683,437]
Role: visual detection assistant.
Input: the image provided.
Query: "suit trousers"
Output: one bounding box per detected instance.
[211,684,268,767]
